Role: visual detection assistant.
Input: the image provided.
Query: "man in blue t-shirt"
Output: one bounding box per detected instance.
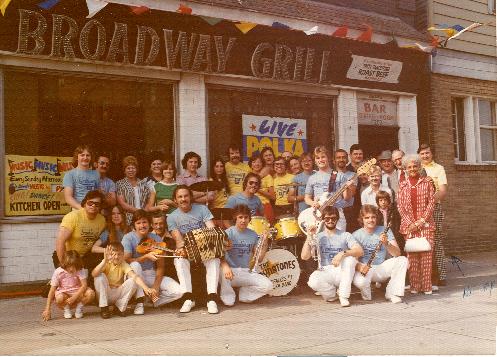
[167,185,220,314]
[301,206,363,307]
[219,204,273,306]
[288,152,314,214]
[352,204,407,304]
[122,210,182,315]
[224,173,263,224]
[304,146,355,231]
[63,145,100,210]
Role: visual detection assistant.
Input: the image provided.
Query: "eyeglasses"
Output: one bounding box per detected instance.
[86,200,101,207]
[274,162,286,166]
[98,161,109,165]
[247,181,260,186]
[323,216,338,222]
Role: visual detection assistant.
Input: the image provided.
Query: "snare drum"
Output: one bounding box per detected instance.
[274,216,301,241]
[248,216,270,236]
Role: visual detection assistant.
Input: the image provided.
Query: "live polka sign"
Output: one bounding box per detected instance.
[242,114,308,161]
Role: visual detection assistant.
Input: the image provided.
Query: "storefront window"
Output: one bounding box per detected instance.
[207,87,335,161]
[4,70,175,180]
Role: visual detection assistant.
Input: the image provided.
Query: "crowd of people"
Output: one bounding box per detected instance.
[42,142,448,320]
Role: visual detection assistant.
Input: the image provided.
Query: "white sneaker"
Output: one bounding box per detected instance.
[339,297,350,307]
[432,285,439,291]
[360,288,372,301]
[410,290,418,294]
[133,303,144,315]
[74,304,84,319]
[424,291,432,295]
[314,291,322,296]
[180,300,195,313]
[63,306,72,319]
[207,301,218,314]
[405,285,410,290]
[388,295,402,304]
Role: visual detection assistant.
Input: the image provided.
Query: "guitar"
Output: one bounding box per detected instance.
[297,158,376,233]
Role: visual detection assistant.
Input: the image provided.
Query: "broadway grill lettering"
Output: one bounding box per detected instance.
[8,8,425,92]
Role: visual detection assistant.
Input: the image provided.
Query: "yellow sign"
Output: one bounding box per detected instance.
[5,155,73,216]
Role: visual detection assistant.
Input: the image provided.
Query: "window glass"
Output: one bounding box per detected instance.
[4,70,175,180]
[478,99,493,126]
[480,128,496,161]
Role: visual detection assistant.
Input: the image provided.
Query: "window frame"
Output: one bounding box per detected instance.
[476,98,497,163]
[0,66,178,222]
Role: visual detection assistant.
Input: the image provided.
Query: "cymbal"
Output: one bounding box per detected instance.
[190,180,223,192]
[211,207,233,220]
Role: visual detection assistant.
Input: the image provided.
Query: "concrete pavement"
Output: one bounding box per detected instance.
[0,251,496,355]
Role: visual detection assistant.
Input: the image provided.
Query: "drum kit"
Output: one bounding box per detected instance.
[190,180,307,296]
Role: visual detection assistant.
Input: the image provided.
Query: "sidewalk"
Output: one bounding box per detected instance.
[0,251,495,356]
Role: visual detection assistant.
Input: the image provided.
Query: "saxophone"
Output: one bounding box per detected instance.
[310,221,325,271]
[249,228,276,273]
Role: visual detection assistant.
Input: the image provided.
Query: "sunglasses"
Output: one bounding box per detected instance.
[86,200,101,207]
[247,181,260,186]
[323,216,338,222]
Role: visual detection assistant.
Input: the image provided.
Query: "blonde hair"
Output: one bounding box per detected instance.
[313,145,329,159]
[122,156,138,170]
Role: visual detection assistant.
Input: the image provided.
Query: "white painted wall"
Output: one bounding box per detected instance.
[337,89,359,150]
[0,222,58,283]
[177,73,208,177]
[398,95,419,154]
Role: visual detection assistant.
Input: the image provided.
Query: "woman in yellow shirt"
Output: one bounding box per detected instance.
[273,156,295,217]
[249,153,275,224]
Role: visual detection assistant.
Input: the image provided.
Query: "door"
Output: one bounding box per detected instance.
[358,125,399,159]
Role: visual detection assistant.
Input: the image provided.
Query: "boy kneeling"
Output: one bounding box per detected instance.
[92,242,155,318]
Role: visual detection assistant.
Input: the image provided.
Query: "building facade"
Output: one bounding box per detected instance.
[421,0,497,254]
[1,0,431,285]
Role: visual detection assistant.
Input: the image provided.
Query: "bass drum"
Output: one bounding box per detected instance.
[255,249,300,296]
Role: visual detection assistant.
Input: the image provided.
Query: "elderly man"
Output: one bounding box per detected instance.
[377,150,399,201]
[418,143,448,289]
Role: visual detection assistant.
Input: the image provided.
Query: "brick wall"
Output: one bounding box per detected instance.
[0,222,58,284]
[429,73,497,254]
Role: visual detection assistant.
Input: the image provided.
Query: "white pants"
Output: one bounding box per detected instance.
[130,262,183,306]
[308,256,357,300]
[174,258,220,295]
[353,256,408,299]
[94,274,137,312]
[219,267,273,306]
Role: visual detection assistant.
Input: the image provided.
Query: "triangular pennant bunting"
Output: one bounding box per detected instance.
[331,26,348,37]
[304,26,318,35]
[0,0,12,16]
[38,0,60,10]
[200,16,223,26]
[356,24,373,42]
[86,0,108,18]
[272,21,290,30]
[177,4,192,15]
[129,6,150,15]
[235,22,257,34]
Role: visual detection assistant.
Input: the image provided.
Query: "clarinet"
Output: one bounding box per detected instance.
[361,210,393,276]
[311,221,325,271]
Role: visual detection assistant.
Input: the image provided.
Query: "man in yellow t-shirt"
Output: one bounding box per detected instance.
[55,190,106,269]
[92,242,155,318]
[225,145,251,195]
[418,143,448,288]
[273,156,295,217]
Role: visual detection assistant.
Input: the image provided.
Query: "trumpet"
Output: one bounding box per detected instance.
[249,228,277,273]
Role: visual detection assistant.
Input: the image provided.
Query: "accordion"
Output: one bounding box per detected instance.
[183,226,228,264]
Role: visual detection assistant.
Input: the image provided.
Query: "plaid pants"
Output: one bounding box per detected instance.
[433,203,447,281]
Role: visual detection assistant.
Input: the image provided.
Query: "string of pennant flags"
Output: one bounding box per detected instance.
[0,0,492,55]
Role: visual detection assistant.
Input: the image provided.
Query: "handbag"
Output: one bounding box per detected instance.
[405,234,431,253]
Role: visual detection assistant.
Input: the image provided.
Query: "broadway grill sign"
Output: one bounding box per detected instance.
[0,3,427,93]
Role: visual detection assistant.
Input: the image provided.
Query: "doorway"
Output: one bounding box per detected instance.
[358,125,399,159]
